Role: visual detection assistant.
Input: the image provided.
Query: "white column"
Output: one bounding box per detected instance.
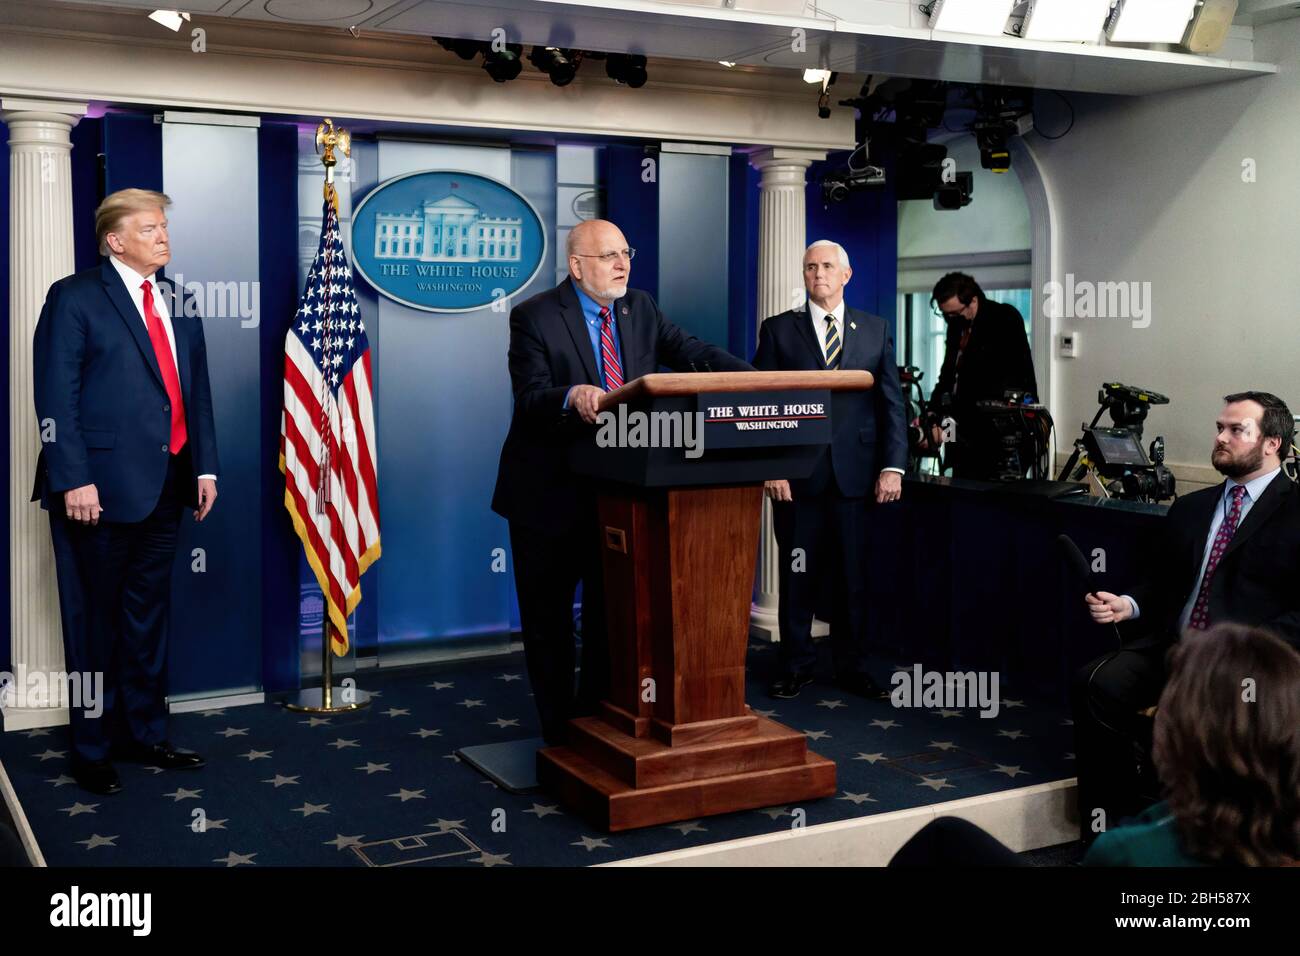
[3,98,86,730]
[748,147,826,642]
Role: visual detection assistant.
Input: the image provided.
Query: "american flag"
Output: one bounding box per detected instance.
[279,198,381,656]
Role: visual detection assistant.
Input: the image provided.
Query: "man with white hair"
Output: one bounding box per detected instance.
[491,218,753,744]
[31,188,220,795]
[754,239,907,699]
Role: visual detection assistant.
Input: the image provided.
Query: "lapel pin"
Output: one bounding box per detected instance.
[850,321,857,330]
[621,306,628,315]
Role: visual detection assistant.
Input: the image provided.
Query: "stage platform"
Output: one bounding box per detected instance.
[0,642,1080,867]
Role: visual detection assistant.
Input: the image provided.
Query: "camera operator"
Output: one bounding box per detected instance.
[921,272,1037,479]
[1072,391,1300,844]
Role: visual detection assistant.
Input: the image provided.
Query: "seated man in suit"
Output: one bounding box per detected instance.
[491,219,753,745]
[753,239,908,699]
[1074,390,1299,842]
[32,188,220,795]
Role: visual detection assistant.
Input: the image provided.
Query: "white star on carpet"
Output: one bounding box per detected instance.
[292,802,330,817]
[816,699,846,710]
[571,835,611,851]
[324,834,364,850]
[929,741,957,751]
[666,820,707,835]
[997,729,1028,740]
[214,851,256,867]
[45,774,76,787]
[495,673,523,682]
[23,728,52,737]
[164,787,202,802]
[356,762,390,774]
[869,719,900,730]
[300,717,331,727]
[490,718,521,729]
[853,752,886,763]
[195,819,228,832]
[216,727,249,737]
[757,806,791,819]
[838,791,878,805]
[411,728,442,739]
[993,765,1028,778]
[239,749,272,761]
[60,802,98,816]
[77,834,117,849]
[1002,699,1026,709]
[803,729,831,740]
[426,819,466,832]
[428,681,454,691]
[472,851,512,867]
[929,709,963,718]
[263,774,300,788]
[751,708,778,718]
[524,804,561,818]
[441,754,461,762]
[197,709,227,717]
[917,777,956,791]
[388,788,425,802]
[35,749,67,762]
[382,708,410,718]
[327,738,360,750]
[457,699,485,708]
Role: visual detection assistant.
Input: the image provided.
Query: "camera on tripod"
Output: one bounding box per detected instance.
[1058,383,1176,502]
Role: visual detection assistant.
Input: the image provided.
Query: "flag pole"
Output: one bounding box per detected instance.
[285,118,370,716]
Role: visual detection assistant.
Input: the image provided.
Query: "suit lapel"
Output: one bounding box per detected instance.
[101,259,166,391]
[794,304,827,369]
[840,307,868,370]
[558,279,601,386]
[1223,471,1290,560]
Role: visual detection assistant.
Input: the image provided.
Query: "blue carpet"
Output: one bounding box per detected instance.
[0,642,1076,866]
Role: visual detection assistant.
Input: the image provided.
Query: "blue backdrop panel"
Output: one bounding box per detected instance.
[103,112,162,196]
[257,121,304,694]
[657,150,729,351]
[367,142,555,647]
[728,154,760,362]
[161,120,263,697]
[602,144,658,300]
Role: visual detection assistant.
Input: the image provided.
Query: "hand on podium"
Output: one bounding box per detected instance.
[567,384,605,424]
[764,479,792,502]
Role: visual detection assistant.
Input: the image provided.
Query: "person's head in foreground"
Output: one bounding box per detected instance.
[1152,623,1300,866]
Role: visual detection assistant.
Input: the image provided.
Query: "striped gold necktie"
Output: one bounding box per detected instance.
[824,314,842,369]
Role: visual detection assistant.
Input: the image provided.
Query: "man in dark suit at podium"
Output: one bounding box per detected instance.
[1075,391,1300,841]
[32,189,220,795]
[754,240,908,699]
[492,219,752,745]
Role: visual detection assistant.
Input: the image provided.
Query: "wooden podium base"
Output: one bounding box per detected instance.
[538,708,836,831]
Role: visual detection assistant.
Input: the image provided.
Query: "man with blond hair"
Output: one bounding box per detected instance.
[32,188,220,795]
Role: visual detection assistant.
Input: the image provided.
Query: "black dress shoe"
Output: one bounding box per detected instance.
[838,672,887,700]
[70,760,122,796]
[767,671,815,699]
[114,742,206,770]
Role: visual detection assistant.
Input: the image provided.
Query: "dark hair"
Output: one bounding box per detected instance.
[1222,391,1295,453]
[1153,623,1300,866]
[931,272,985,309]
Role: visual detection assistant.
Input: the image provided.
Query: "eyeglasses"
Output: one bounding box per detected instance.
[573,248,636,263]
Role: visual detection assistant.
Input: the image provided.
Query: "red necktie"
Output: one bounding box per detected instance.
[1187,484,1247,630]
[141,280,187,455]
[599,306,623,390]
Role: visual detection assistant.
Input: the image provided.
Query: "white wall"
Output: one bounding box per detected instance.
[1026,16,1300,475]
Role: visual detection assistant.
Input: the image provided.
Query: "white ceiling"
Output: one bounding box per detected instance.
[30,0,1283,95]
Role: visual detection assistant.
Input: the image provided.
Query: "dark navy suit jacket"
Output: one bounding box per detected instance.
[753,303,908,497]
[491,278,753,535]
[31,259,221,523]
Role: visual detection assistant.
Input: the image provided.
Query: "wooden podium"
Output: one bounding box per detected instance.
[537,370,875,831]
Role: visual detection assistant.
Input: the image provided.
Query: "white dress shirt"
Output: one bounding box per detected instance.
[108,255,215,482]
[1124,466,1282,626]
[807,298,904,478]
